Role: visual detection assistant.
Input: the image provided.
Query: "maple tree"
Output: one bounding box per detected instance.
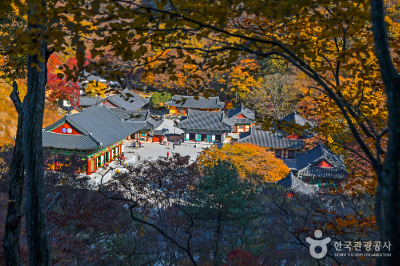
[47,73,80,108]
[196,143,289,183]
[140,35,264,102]
[224,59,262,103]
[141,48,227,96]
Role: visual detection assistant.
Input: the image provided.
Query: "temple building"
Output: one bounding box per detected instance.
[277,172,320,196]
[238,126,305,161]
[110,109,164,142]
[279,111,315,139]
[294,143,348,190]
[225,103,255,133]
[43,104,145,175]
[103,88,149,111]
[178,110,232,143]
[165,95,225,115]
[79,96,102,110]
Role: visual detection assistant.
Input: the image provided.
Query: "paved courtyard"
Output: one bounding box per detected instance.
[87,118,222,186]
[124,140,219,163]
[87,141,218,186]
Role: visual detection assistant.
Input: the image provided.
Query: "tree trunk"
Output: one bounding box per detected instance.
[3,82,25,266]
[214,211,223,266]
[23,4,50,265]
[370,0,400,265]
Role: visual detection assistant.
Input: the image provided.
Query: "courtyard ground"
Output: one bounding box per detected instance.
[87,141,221,186]
[124,140,219,162]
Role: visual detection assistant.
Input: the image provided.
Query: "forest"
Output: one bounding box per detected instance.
[1,0,400,265]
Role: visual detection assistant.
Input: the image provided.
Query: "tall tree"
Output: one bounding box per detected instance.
[371,0,400,264]
[22,1,50,264]
[4,82,25,266]
[0,8,26,266]
[187,160,258,265]
[1,0,93,263]
[247,73,301,119]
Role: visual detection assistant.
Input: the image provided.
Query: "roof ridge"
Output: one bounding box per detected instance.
[86,131,101,145]
[43,117,67,131]
[145,110,150,121]
[101,104,126,121]
[65,116,90,135]
[106,96,121,107]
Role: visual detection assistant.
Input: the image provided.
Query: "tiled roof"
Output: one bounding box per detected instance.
[295,143,348,179]
[277,172,319,195]
[224,117,254,126]
[178,110,232,131]
[111,109,150,121]
[43,132,99,150]
[280,111,315,127]
[283,159,297,170]
[228,103,255,119]
[298,167,348,179]
[65,106,76,112]
[152,129,167,135]
[238,126,304,149]
[43,105,146,150]
[165,95,224,109]
[148,118,164,129]
[104,89,149,111]
[111,109,163,131]
[79,96,102,107]
[223,118,236,127]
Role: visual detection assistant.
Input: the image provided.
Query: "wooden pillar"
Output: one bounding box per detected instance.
[283,148,286,159]
[93,156,97,172]
[87,158,91,175]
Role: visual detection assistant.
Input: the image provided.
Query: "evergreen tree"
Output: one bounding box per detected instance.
[187,160,258,265]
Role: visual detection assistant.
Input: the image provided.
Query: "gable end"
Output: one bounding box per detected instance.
[315,159,333,168]
[50,121,82,135]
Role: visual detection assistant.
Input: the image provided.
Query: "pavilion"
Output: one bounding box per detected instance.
[43,104,145,174]
[165,95,225,115]
[178,109,232,143]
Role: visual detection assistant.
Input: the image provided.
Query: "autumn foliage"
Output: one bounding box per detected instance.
[196,143,290,182]
[46,55,82,107]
